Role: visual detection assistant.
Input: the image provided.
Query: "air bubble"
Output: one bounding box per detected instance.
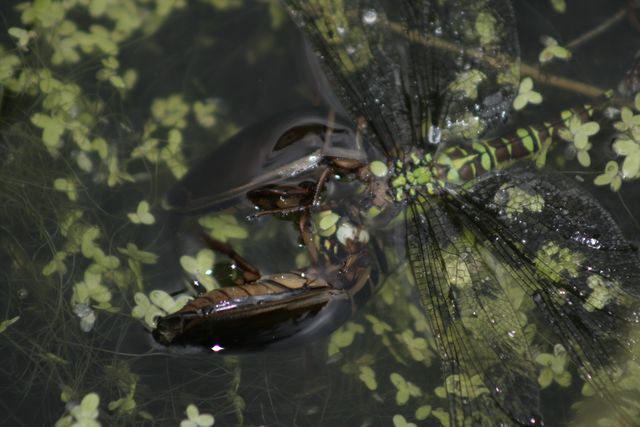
[362,9,378,25]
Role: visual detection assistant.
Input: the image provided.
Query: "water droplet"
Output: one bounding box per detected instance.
[362,9,378,25]
[428,126,441,145]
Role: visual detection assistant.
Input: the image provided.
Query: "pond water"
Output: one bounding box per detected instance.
[1,1,640,426]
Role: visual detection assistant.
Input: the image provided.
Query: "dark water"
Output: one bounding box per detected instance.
[1,0,639,426]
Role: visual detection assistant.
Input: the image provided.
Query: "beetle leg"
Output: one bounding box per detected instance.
[201,234,261,284]
[299,210,319,265]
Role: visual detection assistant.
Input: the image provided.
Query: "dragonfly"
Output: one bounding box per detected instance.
[155,0,640,425]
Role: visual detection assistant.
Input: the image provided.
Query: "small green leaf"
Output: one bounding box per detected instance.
[199,213,248,242]
[53,178,78,201]
[81,226,101,258]
[539,37,571,64]
[550,0,566,13]
[193,100,218,128]
[513,78,543,111]
[8,27,36,50]
[179,249,217,291]
[415,405,432,420]
[182,404,215,427]
[118,243,158,264]
[358,366,377,391]
[128,201,155,225]
[369,160,389,177]
[43,251,68,276]
[81,392,100,411]
[32,113,66,153]
[393,414,417,427]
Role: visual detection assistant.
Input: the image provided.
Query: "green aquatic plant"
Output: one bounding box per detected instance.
[2,0,640,426]
[55,392,101,427]
[180,404,215,427]
[513,77,542,111]
[127,201,156,225]
[538,36,571,64]
[179,248,218,291]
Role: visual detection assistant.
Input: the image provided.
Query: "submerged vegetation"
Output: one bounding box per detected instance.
[1,0,640,426]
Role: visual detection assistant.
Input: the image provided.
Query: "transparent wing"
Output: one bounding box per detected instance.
[407,198,542,426]
[408,164,640,425]
[282,0,520,153]
[399,0,520,142]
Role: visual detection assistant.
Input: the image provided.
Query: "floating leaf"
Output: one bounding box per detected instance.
[199,213,248,242]
[193,100,218,128]
[81,226,101,258]
[390,372,422,405]
[8,27,37,50]
[128,201,155,225]
[72,271,112,309]
[415,405,432,421]
[118,243,158,264]
[551,0,566,13]
[594,161,622,191]
[32,113,65,154]
[181,404,215,427]
[53,178,78,201]
[513,77,542,111]
[365,314,392,335]
[179,249,217,291]
[539,36,571,63]
[358,366,377,391]
[69,392,100,424]
[131,292,164,329]
[43,251,68,276]
[328,322,365,356]
[535,343,572,389]
[393,415,417,427]
[151,94,190,129]
[397,329,431,362]
[369,160,388,177]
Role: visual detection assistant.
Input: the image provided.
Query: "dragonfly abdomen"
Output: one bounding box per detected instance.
[432,103,597,184]
[432,126,546,184]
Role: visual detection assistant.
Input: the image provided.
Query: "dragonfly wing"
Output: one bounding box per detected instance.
[400,0,520,142]
[283,0,520,153]
[283,0,415,155]
[407,198,542,426]
[411,163,640,424]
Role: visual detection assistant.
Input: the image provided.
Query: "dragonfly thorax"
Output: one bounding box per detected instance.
[388,149,442,202]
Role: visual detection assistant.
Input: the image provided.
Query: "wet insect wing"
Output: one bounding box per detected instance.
[400,0,520,144]
[282,0,519,152]
[164,106,362,214]
[406,197,542,426]
[407,164,640,426]
[283,0,413,156]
